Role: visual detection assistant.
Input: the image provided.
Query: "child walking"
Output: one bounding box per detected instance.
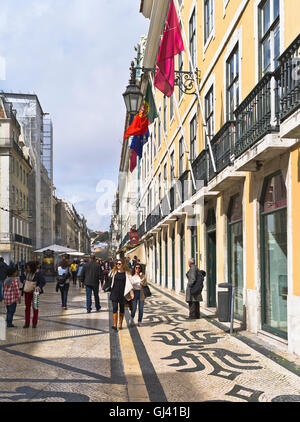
[3,268,21,328]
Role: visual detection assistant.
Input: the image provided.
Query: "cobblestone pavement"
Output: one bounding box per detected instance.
[0,283,299,402]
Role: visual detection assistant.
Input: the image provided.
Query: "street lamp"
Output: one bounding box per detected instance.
[123,61,144,116]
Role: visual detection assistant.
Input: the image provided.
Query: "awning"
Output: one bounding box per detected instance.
[125,243,145,264]
[34,245,77,254]
[59,251,85,257]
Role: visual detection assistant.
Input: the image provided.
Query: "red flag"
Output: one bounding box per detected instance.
[154,0,184,97]
[124,108,149,140]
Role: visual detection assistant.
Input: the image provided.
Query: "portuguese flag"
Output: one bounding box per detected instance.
[124,82,158,140]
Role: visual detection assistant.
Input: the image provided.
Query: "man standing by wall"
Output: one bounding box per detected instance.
[81,255,101,313]
[185,258,205,320]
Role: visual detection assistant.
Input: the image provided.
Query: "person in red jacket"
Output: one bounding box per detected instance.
[3,267,21,328]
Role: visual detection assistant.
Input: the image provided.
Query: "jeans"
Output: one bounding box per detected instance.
[6,302,17,327]
[86,285,101,311]
[0,280,4,301]
[131,290,144,323]
[72,272,77,285]
[60,284,69,307]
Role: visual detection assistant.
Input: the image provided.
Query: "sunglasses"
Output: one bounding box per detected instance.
[117,262,122,265]
[135,266,141,269]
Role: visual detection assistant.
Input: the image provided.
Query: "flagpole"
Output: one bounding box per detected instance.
[173,90,197,192]
[149,74,182,205]
[174,0,217,174]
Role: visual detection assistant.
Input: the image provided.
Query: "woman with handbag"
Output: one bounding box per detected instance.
[129,264,149,327]
[108,259,134,331]
[23,261,46,328]
[56,261,71,310]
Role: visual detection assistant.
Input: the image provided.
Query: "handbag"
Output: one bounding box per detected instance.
[24,280,37,293]
[103,277,112,292]
[24,272,37,293]
[142,285,152,298]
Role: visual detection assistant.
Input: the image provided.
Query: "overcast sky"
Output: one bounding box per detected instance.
[0,0,148,231]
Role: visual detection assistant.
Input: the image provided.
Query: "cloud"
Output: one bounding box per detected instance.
[0,0,148,230]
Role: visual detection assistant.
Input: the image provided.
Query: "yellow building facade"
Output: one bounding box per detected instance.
[118,0,300,356]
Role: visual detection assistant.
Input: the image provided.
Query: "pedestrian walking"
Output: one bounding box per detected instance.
[3,267,21,328]
[56,261,71,310]
[129,263,148,327]
[99,259,105,289]
[0,257,8,302]
[80,255,101,313]
[23,261,46,328]
[70,261,78,286]
[107,259,134,331]
[185,258,206,320]
[103,261,110,289]
[77,260,85,288]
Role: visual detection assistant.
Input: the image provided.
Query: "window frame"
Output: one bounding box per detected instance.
[226,43,239,121]
[258,0,280,78]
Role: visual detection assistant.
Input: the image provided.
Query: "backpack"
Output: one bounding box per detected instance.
[56,273,68,287]
[191,270,206,296]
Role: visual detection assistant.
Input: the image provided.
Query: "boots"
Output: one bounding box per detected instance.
[119,313,124,330]
[112,313,118,331]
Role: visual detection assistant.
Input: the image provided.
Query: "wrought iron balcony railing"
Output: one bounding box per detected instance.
[278,33,300,122]
[234,72,280,158]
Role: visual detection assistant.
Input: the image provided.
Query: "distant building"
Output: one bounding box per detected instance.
[0,96,33,263]
[3,93,54,250]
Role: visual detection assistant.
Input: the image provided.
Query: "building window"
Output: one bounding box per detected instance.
[204,0,214,45]
[170,94,174,122]
[191,226,198,267]
[190,115,197,162]
[158,173,162,201]
[205,86,214,147]
[163,162,168,193]
[260,171,287,339]
[179,137,184,175]
[12,186,15,205]
[226,44,239,120]
[163,96,167,134]
[170,151,175,182]
[228,194,244,320]
[178,39,184,101]
[258,0,280,78]
[153,122,157,157]
[158,109,161,148]
[189,8,196,68]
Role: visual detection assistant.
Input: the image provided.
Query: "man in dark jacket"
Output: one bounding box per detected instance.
[185,258,204,320]
[0,257,8,302]
[81,255,101,313]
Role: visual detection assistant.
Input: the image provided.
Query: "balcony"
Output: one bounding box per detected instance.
[234,72,280,159]
[279,34,300,138]
[13,234,32,246]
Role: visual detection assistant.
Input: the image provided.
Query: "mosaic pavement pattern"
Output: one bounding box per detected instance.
[0,283,299,402]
